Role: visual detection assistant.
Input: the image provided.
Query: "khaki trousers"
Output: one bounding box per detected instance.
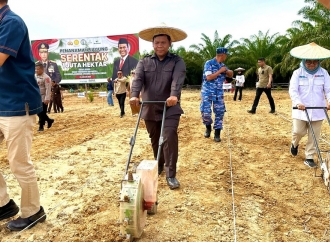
[0,115,40,218]
[292,118,323,159]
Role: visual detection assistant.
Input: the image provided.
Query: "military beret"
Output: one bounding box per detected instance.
[216,47,229,55]
[38,43,49,51]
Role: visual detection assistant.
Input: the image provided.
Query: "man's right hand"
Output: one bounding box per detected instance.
[297,103,306,110]
[219,66,227,74]
[130,97,140,106]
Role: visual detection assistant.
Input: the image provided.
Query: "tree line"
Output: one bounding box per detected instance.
[142,0,330,87]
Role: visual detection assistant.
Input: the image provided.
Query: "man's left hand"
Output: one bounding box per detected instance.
[166,96,178,107]
[44,100,49,105]
[267,83,271,89]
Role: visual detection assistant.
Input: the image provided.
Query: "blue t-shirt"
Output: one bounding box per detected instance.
[0,5,42,116]
[107,81,113,91]
[201,58,227,101]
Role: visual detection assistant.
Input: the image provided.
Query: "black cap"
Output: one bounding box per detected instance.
[38,43,49,51]
[118,38,128,46]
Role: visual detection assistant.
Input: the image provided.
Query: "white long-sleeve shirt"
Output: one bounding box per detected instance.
[235,74,245,87]
[289,67,330,121]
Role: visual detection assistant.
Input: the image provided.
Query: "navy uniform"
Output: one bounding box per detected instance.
[200,47,229,142]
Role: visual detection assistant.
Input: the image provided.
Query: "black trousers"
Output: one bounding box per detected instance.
[47,99,53,112]
[145,115,180,178]
[233,86,243,101]
[37,103,51,126]
[53,95,63,112]
[116,93,126,115]
[251,87,275,111]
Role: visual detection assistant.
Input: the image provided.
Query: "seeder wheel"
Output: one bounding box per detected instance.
[147,195,158,215]
[321,152,330,194]
[119,174,147,240]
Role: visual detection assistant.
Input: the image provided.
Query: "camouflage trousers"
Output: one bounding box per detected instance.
[200,98,225,130]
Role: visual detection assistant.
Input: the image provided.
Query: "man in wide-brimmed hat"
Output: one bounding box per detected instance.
[289,42,330,168]
[130,24,187,190]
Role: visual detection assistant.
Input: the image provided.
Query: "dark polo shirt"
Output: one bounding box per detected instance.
[0,5,42,116]
[131,52,186,121]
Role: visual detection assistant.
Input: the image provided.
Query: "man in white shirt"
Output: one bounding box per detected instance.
[289,42,330,168]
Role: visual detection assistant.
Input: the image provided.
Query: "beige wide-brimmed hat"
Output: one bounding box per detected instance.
[138,23,187,42]
[290,42,330,60]
[234,67,245,71]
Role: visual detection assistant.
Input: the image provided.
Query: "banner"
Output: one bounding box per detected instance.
[31,34,139,84]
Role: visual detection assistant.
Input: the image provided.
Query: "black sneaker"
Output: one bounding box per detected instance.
[166,177,180,190]
[304,159,317,168]
[290,144,298,156]
[247,110,256,114]
[269,110,275,114]
[47,119,54,129]
[0,199,19,221]
[7,206,46,231]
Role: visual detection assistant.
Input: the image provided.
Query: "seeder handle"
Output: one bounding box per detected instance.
[124,101,167,178]
[293,107,327,109]
[293,106,330,125]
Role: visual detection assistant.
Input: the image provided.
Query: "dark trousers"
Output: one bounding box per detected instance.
[53,95,63,112]
[47,99,53,112]
[251,88,275,111]
[145,115,180,178]
[233,86,243,101]
[116,93,126,115]
[37,103,51,127]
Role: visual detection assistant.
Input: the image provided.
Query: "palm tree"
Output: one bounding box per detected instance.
[280,0,330,74]
[189,31,238,61]
[171,46,204,85]
[227,30,284,86]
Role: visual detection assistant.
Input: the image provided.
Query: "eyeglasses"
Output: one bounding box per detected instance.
[117,72,122,75]
[131,72,135,74]
[261,70,264,74]
[305,60,319,65]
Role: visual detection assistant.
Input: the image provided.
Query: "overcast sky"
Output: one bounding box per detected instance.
[9,0,305,52]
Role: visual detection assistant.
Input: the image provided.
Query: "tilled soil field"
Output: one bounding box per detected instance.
[1,89,330,242]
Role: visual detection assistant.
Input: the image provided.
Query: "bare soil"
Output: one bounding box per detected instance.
[1,89,330,242]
